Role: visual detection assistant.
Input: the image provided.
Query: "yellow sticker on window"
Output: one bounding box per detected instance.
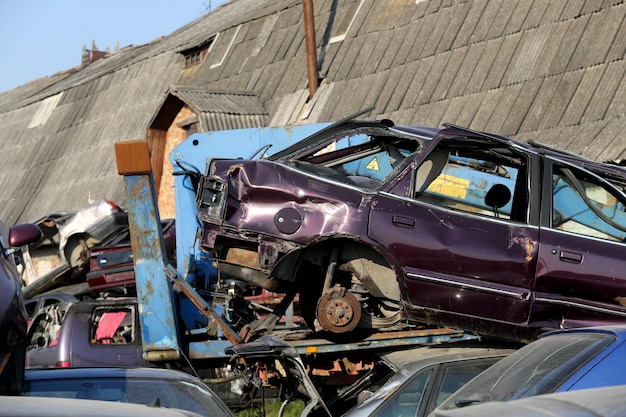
[365,157,379,171]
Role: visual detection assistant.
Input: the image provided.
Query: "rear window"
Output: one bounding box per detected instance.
[91,307,135,345]
[437,332,613,410]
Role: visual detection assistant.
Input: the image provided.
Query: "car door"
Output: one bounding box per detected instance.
[534,158,626,327]
[369,139,538,326]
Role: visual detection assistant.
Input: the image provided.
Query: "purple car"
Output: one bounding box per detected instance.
[0,220,42,394]
[196,114,626,342]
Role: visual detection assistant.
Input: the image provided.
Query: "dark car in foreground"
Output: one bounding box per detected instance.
[432,385,626,417]
[431,325,626,415]
[5,396,209,417]
[21,367,235,417]
[196,112,626,341]
[0,220,42,394]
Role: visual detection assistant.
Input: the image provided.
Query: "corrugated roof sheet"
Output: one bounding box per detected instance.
[0,0,626,225]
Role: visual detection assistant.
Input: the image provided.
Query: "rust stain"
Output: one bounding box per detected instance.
[616,296,626,307]
[144,278,154,297]
[509,230,537,262]
[225,247,261,269]
[227,164,243,175]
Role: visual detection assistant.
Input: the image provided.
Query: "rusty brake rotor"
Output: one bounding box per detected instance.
[316,285,361,333]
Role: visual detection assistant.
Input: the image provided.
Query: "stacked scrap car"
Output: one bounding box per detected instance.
[195,115,626,342]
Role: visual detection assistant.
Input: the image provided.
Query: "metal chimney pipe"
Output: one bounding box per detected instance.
[303,0,318,99]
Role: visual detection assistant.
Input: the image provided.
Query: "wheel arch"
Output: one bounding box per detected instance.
[271,236,402,302]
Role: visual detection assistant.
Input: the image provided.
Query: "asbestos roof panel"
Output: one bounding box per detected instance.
[521,1,550,29]
[597,118,626,161]
[362,71,394,114]
[483,85,523,134]
[586,60,626,121]
[334,37,366,80]
[454,44,488,97]
[569,8,623,71]
[486,1,516,38]
[170,87,267,115]
[503,1,533,35]
[423,6,456,57]
[500,78,543,134]
[2,0,626,226]
[560,0,585,20]
[385,61,421,114]
[471,89,503,130]
[432,46,467,100]
[376,66,409,115]
[450,0,488,49]
[416,51,452,105]
[560,65,606,126]
[402,11,434,64]
[273,55,308,97]
[540,71,585,129]
[350,32,381,77]
[466,38,502,93]
[580,119,623,161]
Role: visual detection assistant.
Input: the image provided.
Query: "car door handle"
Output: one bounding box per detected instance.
[559,250,583,264]
[392,216,415,229]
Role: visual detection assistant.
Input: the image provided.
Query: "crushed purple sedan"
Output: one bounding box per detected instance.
[195,113,626,342]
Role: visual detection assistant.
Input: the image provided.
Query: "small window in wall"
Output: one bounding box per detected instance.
[91,307,135,345]
[184,50,203,68]
[181,38,213,69]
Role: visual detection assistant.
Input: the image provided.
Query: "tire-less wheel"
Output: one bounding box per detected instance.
[63,234,96,269]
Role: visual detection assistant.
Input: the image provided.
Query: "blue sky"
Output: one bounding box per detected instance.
[0,0,228,92]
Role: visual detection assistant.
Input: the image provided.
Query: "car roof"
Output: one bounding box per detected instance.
[380,340,520,371]
[4,396,202,417]
[440,123,626,179]
[24,366,201,382]
[432,385,626,417]
[539,324,626,342]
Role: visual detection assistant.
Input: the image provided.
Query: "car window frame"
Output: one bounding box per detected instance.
[545,158,626,242]
[409,139,531,225]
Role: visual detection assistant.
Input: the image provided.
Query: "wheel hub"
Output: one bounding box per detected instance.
[316,286,361,333]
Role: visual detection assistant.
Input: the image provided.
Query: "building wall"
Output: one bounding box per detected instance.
[157,106,196,219]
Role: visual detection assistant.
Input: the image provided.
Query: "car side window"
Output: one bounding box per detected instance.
[91,307,135,345]
[414,145,527,222]
[296,128,423,190]
[432,359,500,409]
[552,165,626,242]
[374,369,432,417]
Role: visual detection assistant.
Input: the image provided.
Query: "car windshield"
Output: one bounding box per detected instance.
[22,376,233,417]
[281,127,425,191]
[436,332,614,410]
